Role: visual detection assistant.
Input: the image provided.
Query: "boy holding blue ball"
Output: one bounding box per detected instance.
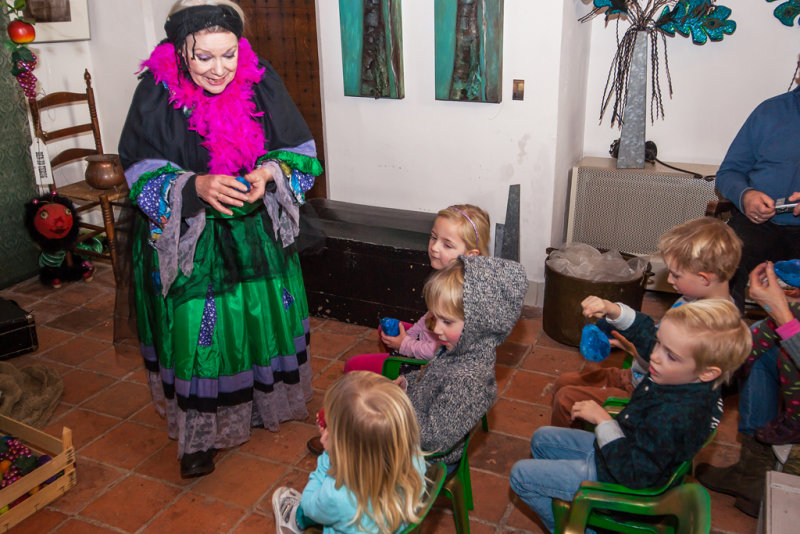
[512,299,751,533]
[550,217,742,427]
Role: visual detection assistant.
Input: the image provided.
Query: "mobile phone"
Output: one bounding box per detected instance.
[775,198,799,214]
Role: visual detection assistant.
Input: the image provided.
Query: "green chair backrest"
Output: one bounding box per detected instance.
[399,461,447,534]
[426,431,475,534]
[382,355,426,380]
[381,354,489,534]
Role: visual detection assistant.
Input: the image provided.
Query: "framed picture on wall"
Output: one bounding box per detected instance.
[339,0,404,99]
[24,0,90,43]
[435,0,504,103]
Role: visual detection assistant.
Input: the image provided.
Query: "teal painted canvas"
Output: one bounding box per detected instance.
[435,0,504,103]
[339,0,404,99]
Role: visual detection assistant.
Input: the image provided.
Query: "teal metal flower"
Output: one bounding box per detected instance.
[657,1,736,44]
[591,0,631,19]
[767,0,800,27]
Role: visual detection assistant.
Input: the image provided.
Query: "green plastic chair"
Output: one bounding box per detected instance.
[381,355,487,534]
[602,395,632,418]
[552,482,711,534]
[303,461,447,534]
[400,461,448,534]
[426,430,477,534]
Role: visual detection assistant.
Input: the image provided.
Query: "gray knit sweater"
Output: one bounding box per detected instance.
[405,255,527,464]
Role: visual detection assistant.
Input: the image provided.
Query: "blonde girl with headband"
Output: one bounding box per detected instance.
[342,204,490,373]
[272,372,426,534]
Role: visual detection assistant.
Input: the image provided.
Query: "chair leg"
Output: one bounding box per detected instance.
[481,414,489,432]
[99,193,119,283]
[551,498,571,534]
[461,461,474,511]
[443,476,471,534]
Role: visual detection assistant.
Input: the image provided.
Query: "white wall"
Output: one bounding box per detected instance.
[23,0,799,298]
[27,0,169,185]
[317,0,587,303]
[553,0,591,246]
[582,0,799,165]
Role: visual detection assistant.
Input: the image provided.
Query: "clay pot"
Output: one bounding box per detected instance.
[85,154,125,189]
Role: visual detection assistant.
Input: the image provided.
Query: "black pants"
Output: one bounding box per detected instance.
[728,209,800,311]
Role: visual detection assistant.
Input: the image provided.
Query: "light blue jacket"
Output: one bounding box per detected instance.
[300,452,426,534]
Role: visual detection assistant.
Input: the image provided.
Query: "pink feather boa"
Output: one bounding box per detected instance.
[141,38,266,175]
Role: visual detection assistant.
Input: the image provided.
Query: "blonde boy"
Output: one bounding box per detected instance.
[512,299,751,533]
[551,217,742,427]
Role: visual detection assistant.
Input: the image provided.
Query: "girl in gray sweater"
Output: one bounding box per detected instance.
[396,255,527,464]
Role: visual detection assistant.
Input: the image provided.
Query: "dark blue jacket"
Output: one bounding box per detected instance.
[593,378,722,489]
[715,87,800,225]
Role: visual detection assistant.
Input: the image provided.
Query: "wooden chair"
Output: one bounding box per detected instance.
[29,69,129,283]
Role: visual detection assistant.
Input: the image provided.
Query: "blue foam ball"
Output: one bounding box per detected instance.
[380,317,400,337]
[774,259,800,288]
[580,324,611,362]
[235,176,251,192]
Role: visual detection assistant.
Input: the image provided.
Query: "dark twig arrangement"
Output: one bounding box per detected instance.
[581,1,735,127]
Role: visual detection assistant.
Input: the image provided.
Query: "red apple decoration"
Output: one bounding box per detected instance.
[7,20,35,44]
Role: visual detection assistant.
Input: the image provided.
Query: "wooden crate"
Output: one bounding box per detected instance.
[0,415,75,532]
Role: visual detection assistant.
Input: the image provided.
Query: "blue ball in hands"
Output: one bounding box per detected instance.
[774,259,800,288]
[580,324,611,362]
[380,317,400,337]
[235,176,251,192]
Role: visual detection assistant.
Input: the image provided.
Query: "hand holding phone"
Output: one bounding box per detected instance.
[775,197,799,215]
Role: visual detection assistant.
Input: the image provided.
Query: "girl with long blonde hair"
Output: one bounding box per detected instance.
[273,371,426,534]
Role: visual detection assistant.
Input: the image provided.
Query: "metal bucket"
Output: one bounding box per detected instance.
[542,248,652,347]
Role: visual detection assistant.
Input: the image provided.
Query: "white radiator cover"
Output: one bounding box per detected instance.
[565,157,721,292]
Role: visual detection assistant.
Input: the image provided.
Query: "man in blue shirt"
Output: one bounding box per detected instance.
[703,87,800,518]
[715,87,800,311]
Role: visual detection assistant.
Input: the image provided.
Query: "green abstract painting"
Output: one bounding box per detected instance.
[435,0,504,103]
[339,0,404,99]
[0,11,39,288]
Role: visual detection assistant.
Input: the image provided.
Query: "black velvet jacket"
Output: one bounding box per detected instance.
[594,377,722,489]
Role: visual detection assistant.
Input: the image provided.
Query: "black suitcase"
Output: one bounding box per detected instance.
[0,298,38,359]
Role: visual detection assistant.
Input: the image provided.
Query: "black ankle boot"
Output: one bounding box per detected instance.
[734,435,775,517]
[695,462,740,497]
[180,449,216,479]
[696,434,775,518]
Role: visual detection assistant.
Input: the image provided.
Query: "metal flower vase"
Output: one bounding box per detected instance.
[616,31,648,169]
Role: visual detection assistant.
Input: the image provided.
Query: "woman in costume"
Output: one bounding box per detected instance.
[118,0,322,478]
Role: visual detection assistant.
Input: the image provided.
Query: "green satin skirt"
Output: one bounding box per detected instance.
[131,205,312,445]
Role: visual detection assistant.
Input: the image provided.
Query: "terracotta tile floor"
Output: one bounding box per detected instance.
[0,265,757,534]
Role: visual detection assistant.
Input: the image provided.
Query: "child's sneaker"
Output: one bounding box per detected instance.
[272,486,303,534]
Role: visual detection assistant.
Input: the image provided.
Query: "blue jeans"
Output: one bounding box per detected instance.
[510,427,598,533]
[739,344,780,435]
